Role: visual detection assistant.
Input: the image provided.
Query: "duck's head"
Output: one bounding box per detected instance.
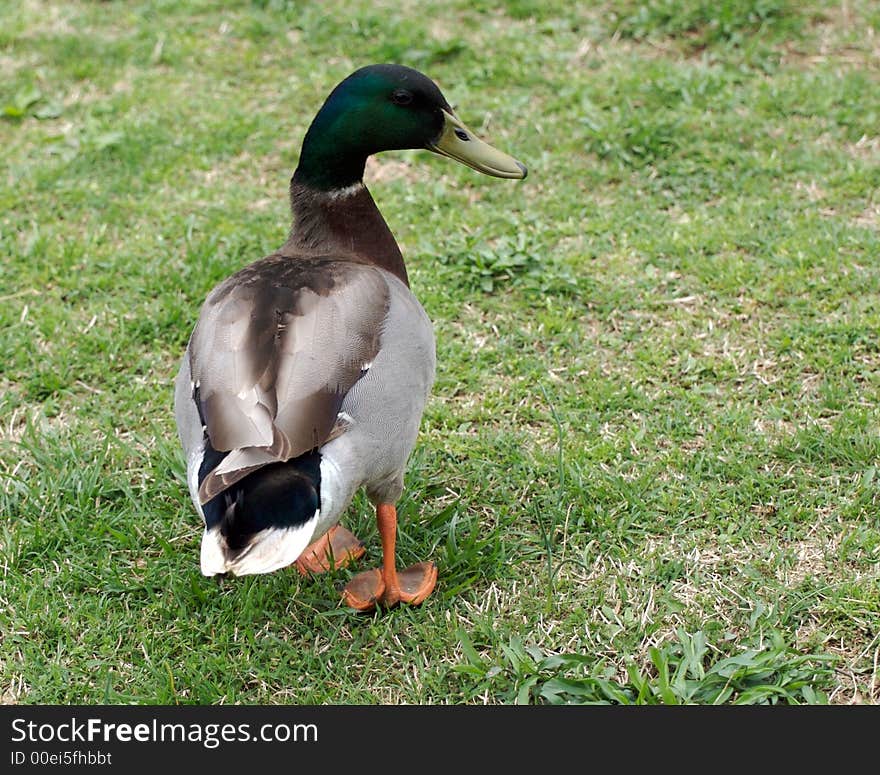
[294,64,527,191]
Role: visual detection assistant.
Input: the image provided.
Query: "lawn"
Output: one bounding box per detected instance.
[1,0,878,704]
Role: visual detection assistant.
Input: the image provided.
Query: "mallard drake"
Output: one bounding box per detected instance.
[174,64,526,610]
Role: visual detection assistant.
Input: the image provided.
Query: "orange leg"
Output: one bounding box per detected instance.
[342,504,437,611]
[295,525,365,575]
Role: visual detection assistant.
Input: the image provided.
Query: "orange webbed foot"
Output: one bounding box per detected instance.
[295,525,365,576]
[340,504,437,611]
[341,562,437,610]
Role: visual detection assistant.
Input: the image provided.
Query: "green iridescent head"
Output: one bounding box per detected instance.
[293,64,526,191]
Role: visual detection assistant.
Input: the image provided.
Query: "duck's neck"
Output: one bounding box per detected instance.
[282,175,408,287]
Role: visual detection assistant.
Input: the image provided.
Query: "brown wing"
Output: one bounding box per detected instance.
[189,256,390,504]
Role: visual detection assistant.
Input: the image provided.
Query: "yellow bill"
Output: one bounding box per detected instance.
[428,110,527,179]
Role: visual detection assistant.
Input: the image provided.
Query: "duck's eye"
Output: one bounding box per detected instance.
[391,89,414,106]
[454,128,470,141]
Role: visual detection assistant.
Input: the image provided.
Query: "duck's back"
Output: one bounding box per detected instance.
[174,254,435,575]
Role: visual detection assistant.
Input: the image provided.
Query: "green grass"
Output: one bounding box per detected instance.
[1,0,878,704]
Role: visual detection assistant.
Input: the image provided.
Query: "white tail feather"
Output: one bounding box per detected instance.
[200,511,319,576]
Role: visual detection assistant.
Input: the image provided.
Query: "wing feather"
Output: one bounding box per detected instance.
[189,257,389,504]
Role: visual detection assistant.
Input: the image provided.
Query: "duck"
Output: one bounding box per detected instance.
[174,63,526,610]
